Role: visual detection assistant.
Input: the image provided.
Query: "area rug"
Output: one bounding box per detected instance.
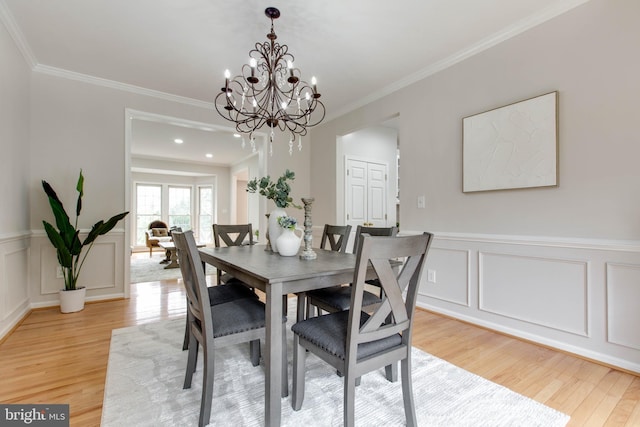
[130,254,215,283]
[102,311,570,427]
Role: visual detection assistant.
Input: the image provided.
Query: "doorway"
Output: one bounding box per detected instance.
[124,109,266,297]
[337,116,400,243]
[345,157,388,229]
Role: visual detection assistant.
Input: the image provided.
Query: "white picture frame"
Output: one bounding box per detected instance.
[462,91,558,193]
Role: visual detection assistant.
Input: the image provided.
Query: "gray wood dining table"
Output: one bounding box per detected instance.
[198,244,382,427]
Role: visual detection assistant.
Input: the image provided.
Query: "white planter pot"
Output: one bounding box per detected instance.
[268,208,287,253]
[59,287,86,313]
[276,228,302,256]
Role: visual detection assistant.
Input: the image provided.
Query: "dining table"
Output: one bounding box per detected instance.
[198,244,389,427]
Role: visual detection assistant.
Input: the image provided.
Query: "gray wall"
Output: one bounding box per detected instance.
[308,0,640,372]
[0,13,30,336]
[311,0,640,241]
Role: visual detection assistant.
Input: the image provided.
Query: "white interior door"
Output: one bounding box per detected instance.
[346,158,387,229]
[367,162,387,227]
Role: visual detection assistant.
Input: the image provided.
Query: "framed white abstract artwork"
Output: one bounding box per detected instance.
[462,91,558,193]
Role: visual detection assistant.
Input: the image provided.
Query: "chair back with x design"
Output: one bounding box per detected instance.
[319,224,352,253]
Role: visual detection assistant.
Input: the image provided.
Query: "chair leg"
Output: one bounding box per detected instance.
[401,356,417,427]
[149,246,152,257]
[182,307,191,351]
[282,322,289,398]
[305,299,314,319]
[250,339,261,366]
[292,335,306,411]
[183,334,198,389]
[385,362,398,382]
[296,294,306,323]
[336,369,361,386]
[199,343,215,427]
[283,294,288,317]
[344,373,357,427]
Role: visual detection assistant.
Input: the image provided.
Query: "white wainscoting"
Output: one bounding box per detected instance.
[414,232,640,374]
[29,230,127,308]
[0,232,30,339]
[606,262,640,351]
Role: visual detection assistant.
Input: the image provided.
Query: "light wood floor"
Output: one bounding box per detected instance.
[1,278,638,427]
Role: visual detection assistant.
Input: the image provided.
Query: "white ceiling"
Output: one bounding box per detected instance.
[1,0,589,166]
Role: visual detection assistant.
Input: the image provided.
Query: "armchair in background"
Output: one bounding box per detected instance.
[145,220,172,257]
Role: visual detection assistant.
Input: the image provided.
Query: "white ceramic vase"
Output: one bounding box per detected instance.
[59,287,86,313]
[276,227,303,256]
[268,208,287,253]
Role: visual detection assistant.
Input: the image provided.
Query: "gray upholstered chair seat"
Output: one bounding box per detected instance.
[291,310,401,361]
[183,282,258,350]
[307,286,382,312]
[207,283,257,305]
[211,298,267,337]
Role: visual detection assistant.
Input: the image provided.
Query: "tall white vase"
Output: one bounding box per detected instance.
[268,208,287,253]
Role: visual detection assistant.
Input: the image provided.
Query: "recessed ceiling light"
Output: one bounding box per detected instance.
[233,133,241,138]
[205,153,213,158]
[174,138,184,144]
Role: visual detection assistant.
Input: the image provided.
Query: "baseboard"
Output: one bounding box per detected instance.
[417,301,640,375]
[29,292,126,310]
[0,301,30,344]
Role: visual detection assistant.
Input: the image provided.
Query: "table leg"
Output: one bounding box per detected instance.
[265,281,284,427]
[164,249,179,269]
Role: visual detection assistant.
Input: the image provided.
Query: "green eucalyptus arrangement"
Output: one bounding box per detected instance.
[42,170,129,291]
[246,169,302,209]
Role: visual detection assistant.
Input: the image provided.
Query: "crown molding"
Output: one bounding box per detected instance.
[0,0,37,68]
[327,0,592,121]
[33,64,214,109]
[2,0,591,120]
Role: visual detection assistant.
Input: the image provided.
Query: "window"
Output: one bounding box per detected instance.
[198,186,213,243]
[168,186,192,230]
[136,184,162,245]
[133,181,215,248]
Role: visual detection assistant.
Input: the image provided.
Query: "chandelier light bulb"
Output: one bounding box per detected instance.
[249,58,257,68]
[224,69,231,79]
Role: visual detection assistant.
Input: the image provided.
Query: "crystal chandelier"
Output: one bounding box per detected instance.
[214,7,326,155]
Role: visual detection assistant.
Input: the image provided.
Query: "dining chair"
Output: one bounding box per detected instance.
[213,224,254,285]
[291,225,352,322]
[319,224,352,253]
[179,224,258,350]
[173,230,288,427]
[179,272,259,351]
[175,229,259,353]
[305,225,398,318]
[291,232,433,427]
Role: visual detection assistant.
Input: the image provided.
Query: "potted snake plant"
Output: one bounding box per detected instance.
[42,170,128,313]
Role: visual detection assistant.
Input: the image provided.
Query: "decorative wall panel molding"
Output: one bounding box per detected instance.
[606,263,640,350]
[479,252,588,336]
[421,247,470,306]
